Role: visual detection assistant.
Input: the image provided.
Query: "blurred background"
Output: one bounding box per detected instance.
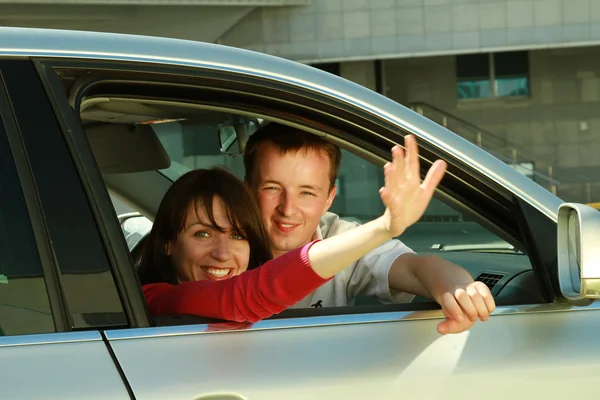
[4,0,600,204]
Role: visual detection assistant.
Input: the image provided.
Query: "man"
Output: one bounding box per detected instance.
[243,123,495,334]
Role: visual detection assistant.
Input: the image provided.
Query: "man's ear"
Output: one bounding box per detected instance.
[323,186,337,215]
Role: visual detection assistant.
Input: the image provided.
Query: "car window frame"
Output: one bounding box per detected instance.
[34,60,151,330]
[38,58,559,326]
[0,59,143,332]
[0,61,69,333]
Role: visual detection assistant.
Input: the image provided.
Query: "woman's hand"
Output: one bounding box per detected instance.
[379,135,447,238]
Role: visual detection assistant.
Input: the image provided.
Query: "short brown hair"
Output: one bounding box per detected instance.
[137,167,272,286]
[244,123,341,190]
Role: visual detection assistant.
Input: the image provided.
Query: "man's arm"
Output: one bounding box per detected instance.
[388,253,496,335]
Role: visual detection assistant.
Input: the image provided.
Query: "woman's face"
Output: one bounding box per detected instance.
[167,196,250,282]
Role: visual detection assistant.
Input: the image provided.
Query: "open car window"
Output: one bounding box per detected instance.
[60,68,549,324]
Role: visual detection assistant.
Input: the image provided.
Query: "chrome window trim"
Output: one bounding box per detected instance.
[105,302,600,340]
[0,27,561,222]
[0,331,101,347]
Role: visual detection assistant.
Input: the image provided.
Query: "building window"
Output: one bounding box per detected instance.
[456,51,529,99]
[311,62,340,76]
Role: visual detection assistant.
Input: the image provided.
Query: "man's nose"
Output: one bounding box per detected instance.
[276,191,298,217]
[210,235,232,262]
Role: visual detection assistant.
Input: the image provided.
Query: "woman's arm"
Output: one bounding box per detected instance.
[144,241,326,322]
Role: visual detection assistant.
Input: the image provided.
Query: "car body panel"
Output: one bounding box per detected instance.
[107,304,600,399]
[0,332,130,399]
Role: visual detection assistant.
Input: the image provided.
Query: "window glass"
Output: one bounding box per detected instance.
[494,51,529,77]
[0,119,54,336]
[495,77,529,97]
[456,52,529,99]
[494,51,529,97]
[330,150,522,256]
[456,54,491,99]
[457,79,492,99]
[456,54,489,79]
[152,121,244,177]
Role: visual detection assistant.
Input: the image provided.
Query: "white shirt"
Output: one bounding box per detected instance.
[289,212,415,309]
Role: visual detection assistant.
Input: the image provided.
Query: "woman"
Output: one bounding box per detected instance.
[139,136,447,323]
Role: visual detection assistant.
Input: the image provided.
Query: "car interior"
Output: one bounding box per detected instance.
[76,92,548,324]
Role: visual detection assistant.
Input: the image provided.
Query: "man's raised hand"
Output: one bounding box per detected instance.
[379,135,447,238]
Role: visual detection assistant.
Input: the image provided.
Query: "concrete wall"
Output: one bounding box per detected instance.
[5,0,600,66]
[222,0,600,63]
[383,45,600,202]
[0,4,255,43]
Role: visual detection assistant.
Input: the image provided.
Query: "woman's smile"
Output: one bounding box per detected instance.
[198,266,234,281]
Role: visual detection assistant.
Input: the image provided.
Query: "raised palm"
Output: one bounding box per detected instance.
[379,135,447,238]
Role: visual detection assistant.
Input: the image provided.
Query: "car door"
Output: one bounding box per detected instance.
[34,48,600,400]
[0,59,133,399]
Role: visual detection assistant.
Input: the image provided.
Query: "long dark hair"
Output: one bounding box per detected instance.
[137,167,272,285]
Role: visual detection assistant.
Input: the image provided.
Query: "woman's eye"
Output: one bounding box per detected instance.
[263,186,278,191]
[231,233,245,240]
[194,231,210,238]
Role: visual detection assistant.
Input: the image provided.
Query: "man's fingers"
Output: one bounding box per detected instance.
[438,283,496,335]
[454,289,479,322]
[437,318,473,335]
[391,145,404,188]
[446,318,475,334]
[476,282,496,314]
[421,160,447,197]
[440,292,464,323]
[383,162,392,202]
[379,186,391,208]
[404,135,419,181]
[437,319,452,335]
[466,285,490,321]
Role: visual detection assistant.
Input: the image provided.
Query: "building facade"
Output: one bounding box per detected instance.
[5,0,600,202]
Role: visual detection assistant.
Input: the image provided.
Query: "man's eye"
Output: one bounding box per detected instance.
[194,231,210,238]
[301,191,315,196]
[263,187,278,191]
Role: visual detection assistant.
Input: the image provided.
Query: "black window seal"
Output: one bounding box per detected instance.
[34,61,151,329]
[0,69,70,332]
[514,197,557,302]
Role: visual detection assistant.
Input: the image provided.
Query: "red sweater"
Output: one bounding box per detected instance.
[143,241,328,323]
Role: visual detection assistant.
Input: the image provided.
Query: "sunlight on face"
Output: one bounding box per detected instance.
[253,144,336,258]
[167,196,250,283]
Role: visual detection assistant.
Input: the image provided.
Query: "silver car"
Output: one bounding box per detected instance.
[0,27,597,399]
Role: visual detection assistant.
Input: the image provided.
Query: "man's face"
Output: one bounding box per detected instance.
[251,143,336,257]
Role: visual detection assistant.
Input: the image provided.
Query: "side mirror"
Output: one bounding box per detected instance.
[557,203,600,301]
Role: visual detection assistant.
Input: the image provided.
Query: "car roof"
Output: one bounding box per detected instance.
[0,27,563,221]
